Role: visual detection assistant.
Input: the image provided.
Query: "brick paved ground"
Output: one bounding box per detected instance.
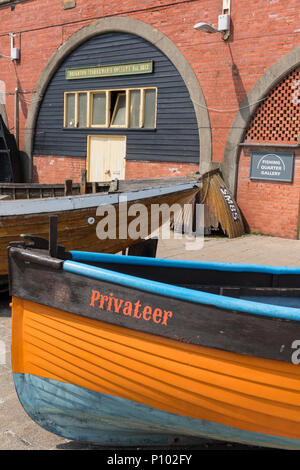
[1,233,299,450]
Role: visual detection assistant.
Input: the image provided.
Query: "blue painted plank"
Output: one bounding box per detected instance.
[13,373,300,449]
[70,250,300,275]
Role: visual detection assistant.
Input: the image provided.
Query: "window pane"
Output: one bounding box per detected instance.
[111,93,126,126]
[92,93,107,126]
[129,90,140,128]
[66,93,75,128]
[78,93,87,127]
[144,89,156,128]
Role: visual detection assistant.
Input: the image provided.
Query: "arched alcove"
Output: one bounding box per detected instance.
[24,16,212,181]
[222,46,300,194]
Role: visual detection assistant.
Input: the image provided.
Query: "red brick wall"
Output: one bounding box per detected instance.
[237,149,300,239]
[33,156,198,183]
[125,161,199,179]
[245,67,300,145]
[1,0,299,238]
[33,156,86,183]
[0,0,298,164]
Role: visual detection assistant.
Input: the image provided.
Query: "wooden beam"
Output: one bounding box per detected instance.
[81,170,87,195]
[64,179,73,196]
[49,215,58,258]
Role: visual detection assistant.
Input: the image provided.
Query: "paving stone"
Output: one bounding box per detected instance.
[0,370,15,402]
[0,430,35,450]
[7,421,69,450]
[0,393,31,433]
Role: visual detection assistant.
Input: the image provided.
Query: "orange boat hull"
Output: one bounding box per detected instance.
[11,296,300,448]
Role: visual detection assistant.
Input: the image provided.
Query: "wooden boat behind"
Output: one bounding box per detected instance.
[8,236,300,449]
[0,176,200,284]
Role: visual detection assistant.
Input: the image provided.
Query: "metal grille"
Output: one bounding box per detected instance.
[245,67,300,144]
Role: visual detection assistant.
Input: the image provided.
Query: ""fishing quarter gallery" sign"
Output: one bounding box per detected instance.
[250,151,294,182]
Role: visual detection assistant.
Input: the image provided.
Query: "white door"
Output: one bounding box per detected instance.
[87,135,126,182]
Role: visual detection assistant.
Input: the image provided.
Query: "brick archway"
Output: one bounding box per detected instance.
[221,46,300,195]
[24,16,211,182]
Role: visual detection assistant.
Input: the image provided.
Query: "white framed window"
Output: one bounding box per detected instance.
[64,87,157,129]
[64,91,88,128]
[110,91,127,127]
[90,91,109,127]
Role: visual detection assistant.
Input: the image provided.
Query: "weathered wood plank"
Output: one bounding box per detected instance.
[200,171,245,238]
[64,179,73,196]
[0,187,198,275]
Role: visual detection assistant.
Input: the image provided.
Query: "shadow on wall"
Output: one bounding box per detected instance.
[12,61,28,119]
[227,42,250,125]
[225,22,250,124]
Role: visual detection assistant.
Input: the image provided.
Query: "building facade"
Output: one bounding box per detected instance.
[0,0,299,238]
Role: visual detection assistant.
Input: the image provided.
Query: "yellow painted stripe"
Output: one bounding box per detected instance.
[11,297,300,440]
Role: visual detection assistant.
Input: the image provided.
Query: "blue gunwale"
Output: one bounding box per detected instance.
[63,257,300,322]
[70,250,300,275]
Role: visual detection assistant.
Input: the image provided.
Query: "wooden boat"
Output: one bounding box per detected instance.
[8,232,300,449]
[0,176,200,285]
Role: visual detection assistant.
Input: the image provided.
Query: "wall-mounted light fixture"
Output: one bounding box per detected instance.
[194,0,231,41]
[10,33,20,60]
[0,33,20,60]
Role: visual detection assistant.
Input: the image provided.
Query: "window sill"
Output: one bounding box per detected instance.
[62,127,157,131]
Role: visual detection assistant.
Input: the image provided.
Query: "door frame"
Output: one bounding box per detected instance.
[87,134,126,182]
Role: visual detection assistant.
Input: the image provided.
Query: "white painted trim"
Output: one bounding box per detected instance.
[0,182,200,216]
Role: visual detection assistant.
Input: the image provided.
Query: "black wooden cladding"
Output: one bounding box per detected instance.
[8,247,300,363]
[33,32,200,163]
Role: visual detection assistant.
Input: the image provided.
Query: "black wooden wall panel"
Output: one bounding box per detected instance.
[33,32,200,163]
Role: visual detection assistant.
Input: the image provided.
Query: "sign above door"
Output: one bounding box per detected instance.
[66,61,153,80]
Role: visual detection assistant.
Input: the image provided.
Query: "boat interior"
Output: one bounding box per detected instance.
[69,251,300,309]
